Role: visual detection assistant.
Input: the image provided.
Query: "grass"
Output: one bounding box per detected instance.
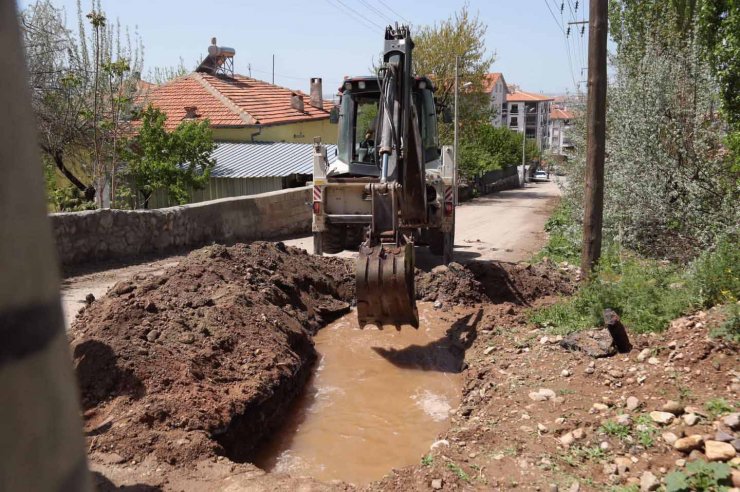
[711,304,740,343]
[535,202,582,265]
[421,454,433,466]
[705,398,733,418]
[446,462,471,482]
[634,414,657,448]
[599,421,631,440]
[532,250,694,334]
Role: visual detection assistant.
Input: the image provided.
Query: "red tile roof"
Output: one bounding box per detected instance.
[138,72,332,130]
[482,73,505,93]
[550,108,574,120]
[506,90,554,103]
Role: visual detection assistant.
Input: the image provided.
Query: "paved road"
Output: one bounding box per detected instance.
[60,179,560,328]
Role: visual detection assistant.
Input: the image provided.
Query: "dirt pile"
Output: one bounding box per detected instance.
[416,259,575,308]
[70,242,354,466]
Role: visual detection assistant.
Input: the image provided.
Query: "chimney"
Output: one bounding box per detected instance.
[184,106,198,119]
[290,92,305,113]
[309,77,323,110]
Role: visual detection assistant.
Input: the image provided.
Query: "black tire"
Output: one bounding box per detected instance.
[321,225,346,254]
[345,225,365,250]
[428,229,444,255]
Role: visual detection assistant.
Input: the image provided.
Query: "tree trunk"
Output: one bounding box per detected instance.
[51,150,95,200]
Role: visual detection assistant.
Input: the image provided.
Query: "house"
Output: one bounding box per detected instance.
[139,40,336,145]
[482,73,509,128]
[549,107,575,155]
[505,89,553,151]
[148,141,338,208]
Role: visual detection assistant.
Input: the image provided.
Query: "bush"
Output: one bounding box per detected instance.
[690,234,740,307]
[536,202,582,265]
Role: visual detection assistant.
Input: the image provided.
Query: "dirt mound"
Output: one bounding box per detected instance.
[467,259,576,304]
[416,260,575,307]
[70,242,354,466]
[415,262,486,306]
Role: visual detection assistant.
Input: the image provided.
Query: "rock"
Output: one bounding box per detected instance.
[603,462,618,475]
[179,333,195,344]
[560,432,575,447]
[431,478,443,490]
[85,293,95,304]
[529,392,548,402]
[538,423,548,433]
[626,396,640,411]
[484,346,495,355]
[593,403,609,411]
[146,329,160,342]
[430,439,450,449]
[674,435,703,453]
[640,471,660,491]
[603,309,633,353]
[662,432,678,446]
[560,329,617,358]
[433,300,443,309]
[705,440,736,461]
[732,469,740,488]
[600,441,610,450]
[144,301,158,313]
[662,400,684,415]
[561,369,571,377]
[549,485,559,492]
[650,411,675,425]
[615,457,632,475]
[732,439,740,452]
[568,482,580,492]
[715,431,734,443]
[683,413,699,426]
[637,348,651,362]
[688,449,706,461]
[585,367,595,374]
[572,428,586,440]
[667,340,677,350]
[647,357,659,365]
[722,413,740,430]
[616,414,632,426]
[675,459,686,467]
[555,417,566,425]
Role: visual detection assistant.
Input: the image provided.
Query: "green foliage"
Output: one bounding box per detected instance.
[121,105,215,208]
[665,459,732,492]
[599,421,631,440]
[532,250,694,334]
[421,454,433,466]
[536,202,582,264]
[634,414,658,448]
[446,462,471,482]
[711,304,740,343]
[458,125,527,178]
[690,234,740,307]
[704,398,733,418]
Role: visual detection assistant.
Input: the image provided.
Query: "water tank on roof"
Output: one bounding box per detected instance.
[208,45,236,58]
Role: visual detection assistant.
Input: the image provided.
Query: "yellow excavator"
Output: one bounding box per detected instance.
[311,24,456,328]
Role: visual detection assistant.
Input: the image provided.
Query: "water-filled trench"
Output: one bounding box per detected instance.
[253,302,472,484]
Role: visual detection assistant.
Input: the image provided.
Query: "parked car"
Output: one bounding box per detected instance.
[532,170,549,182]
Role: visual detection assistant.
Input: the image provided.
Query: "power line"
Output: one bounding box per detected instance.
[356,0,395,24]
[544,0,579,89]
[376,0,409,24]
[323,0,378,32]
[544,0,565,33]
[334,0,384,29]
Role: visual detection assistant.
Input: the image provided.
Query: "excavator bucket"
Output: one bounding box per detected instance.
[356,243,419,328]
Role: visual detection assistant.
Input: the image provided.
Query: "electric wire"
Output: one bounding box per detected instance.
[356,0,395,24]
[376,0,409,24]
[323,0,379,32]
[333,0,384,29]
[545,0,578,89]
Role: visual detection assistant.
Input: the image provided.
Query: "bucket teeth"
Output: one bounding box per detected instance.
[356,243,418,328]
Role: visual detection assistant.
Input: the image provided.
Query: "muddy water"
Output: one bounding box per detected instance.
[254,303,467,484]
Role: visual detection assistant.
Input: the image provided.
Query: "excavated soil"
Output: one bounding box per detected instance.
[71,242,354,467]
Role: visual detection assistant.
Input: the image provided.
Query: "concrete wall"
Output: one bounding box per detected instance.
[51,187,311,266]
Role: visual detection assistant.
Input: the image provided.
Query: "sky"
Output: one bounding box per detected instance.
[16,0,591,96]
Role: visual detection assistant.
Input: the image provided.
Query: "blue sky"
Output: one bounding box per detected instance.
[16,0,591,96]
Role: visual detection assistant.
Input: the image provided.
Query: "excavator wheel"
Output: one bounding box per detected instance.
[356,243,419,328]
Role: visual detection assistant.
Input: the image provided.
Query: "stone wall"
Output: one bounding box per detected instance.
[51,187,311,266]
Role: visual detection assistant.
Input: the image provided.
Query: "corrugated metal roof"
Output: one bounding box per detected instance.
[209,142,338,178]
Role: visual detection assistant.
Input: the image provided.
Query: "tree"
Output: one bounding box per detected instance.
[121,105,215,209]
[458,125,533,177]
[412,4,496,146]
[20,0,143,206]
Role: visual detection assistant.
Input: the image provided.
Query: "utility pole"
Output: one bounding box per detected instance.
[453,56,459,205]
[580,0,608,276]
